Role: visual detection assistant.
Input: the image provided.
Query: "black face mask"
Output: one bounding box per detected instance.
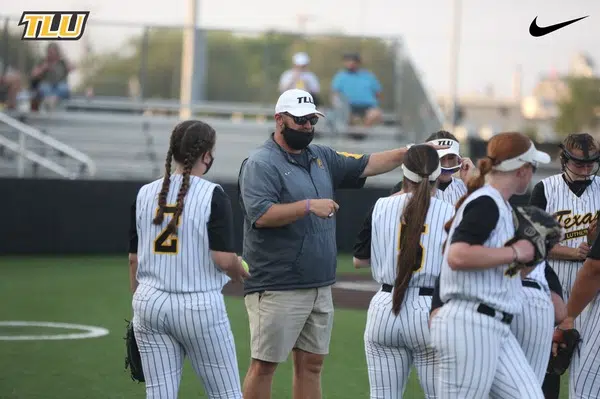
[282,124,314,150]
[204,155,214,174]
[571,179,593,190]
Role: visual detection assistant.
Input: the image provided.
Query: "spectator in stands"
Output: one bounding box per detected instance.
[31,43,74,110]
[331,53,383,129]
[279,52,321,106]
[0,58,23,110]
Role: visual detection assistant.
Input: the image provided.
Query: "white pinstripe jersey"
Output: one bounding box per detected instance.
[439,184,523,314]
[435,177,467,205]
[135,174,229,293]
[542,174,600,295]
[524,261,549,291]
[370,194,455,288]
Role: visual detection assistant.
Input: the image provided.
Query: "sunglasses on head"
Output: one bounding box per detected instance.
[285,113,319,126]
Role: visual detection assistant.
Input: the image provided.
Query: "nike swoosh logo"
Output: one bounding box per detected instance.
[529,15,589,37]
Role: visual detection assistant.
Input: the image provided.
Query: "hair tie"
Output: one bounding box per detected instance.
[486,156,497,164]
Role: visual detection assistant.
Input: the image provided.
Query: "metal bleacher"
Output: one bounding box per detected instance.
[0,94,564,188]
[0,96,413,187]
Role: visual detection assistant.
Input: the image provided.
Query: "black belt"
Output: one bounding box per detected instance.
[477,303,513,325]
[522,280,541,290]
[381,284,434,296]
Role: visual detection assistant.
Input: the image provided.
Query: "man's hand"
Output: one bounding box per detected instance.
[309,199,339,219]
[574,242,591,260]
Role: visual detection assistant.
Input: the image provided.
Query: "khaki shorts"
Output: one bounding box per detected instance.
[244,286,334,363]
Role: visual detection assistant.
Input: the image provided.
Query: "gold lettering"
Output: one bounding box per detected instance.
[21,15,44,39]
[38,15,59,39]
[554,210,571,225]
[58,14,86,39]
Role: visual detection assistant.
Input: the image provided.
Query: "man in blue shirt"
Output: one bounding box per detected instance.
[331,53,383,128]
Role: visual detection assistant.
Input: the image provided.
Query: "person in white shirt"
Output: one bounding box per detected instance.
[278,52,321,106]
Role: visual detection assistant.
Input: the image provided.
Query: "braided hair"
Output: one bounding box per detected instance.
[153,120,199,226]
[163,121,216,236]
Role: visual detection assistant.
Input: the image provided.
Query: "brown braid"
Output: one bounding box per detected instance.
[152,120,199,226]
[165,139,204,235]
[153,147,174,225]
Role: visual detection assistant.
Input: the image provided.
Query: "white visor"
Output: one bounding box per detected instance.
[429,139,460,158]
[402,163,442,183]
[493,142,551,172]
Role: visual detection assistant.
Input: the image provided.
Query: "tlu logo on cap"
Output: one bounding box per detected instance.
[297,96,314,104]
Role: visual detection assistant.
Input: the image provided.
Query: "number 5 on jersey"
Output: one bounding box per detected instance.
[154,205,181,254]
[398,223,428,272]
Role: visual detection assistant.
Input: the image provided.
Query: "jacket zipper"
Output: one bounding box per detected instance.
[307,160,320,197]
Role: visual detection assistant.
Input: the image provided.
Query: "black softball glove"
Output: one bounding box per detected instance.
[124,319,145,383]
[504,205,564,276]
[547,328,581,375]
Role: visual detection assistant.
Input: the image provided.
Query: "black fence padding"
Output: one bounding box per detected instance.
[0,177,530,255]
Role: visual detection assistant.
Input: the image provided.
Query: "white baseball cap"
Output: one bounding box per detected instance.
[494,141,551,171]
[275,89,325,117]
[428,138,460,158]
[293,52,310,66]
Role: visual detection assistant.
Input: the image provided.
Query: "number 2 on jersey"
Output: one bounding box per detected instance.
[154,206,180,254]
[398,223,428,273]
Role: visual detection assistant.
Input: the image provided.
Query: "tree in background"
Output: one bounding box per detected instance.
[75,28,399,110]
[0,25,40,79]
[555,76,600,137]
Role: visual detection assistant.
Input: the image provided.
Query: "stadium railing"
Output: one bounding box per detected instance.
[0,112,96,179]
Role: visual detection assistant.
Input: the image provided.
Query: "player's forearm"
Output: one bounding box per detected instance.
[128,253,138,293]
[566,259,600,318]
[447,243,515,270]
[211,250,240,272]
[360,148,407,177]
[254,201,307,228]
[549,245,580,261]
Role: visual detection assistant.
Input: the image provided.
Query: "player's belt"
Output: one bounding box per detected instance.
[381,284,434,296]
[522,280,541,290]
[476,303,513,325]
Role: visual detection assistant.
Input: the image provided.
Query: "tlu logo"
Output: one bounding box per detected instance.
[296,96,314,104]
[437,140,454,146]
[18,11,90,40]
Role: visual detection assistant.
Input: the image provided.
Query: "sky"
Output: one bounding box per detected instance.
[2,0,598,99]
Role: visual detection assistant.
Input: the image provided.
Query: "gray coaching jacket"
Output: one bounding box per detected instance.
[237,134,370,295]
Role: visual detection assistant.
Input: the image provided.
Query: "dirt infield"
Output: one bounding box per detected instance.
[222,273,377,310]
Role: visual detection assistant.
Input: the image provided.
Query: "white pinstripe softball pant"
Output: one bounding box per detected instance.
[364,287,437,399]
[430,299,544,399]
[569,294,600,399]
[510,282,554,383]
[132,284,242,399]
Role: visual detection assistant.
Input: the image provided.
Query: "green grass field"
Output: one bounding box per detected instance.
[0,256,568,398]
